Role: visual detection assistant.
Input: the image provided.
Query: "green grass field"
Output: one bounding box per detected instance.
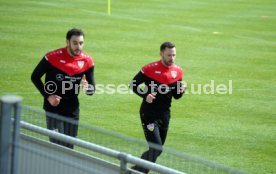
[1,0,276,173]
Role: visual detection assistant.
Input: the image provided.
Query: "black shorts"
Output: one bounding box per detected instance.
[140,110,170,145]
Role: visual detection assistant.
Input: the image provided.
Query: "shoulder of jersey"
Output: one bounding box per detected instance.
[141,61,183,73]
[80,52,94,67]
[172,64,183,78]
[45,48,65,60]
[141,61,160,74]
[172,64,183,72]
[45,48,94,67]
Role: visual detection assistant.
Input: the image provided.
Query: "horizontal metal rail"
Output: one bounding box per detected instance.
[20,121,185,174]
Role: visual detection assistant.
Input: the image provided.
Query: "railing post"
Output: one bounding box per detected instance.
[0,95,22,174]
[118,153,129,174]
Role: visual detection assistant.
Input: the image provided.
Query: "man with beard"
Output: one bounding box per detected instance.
[31,28,95,148]
[130,42,185,173]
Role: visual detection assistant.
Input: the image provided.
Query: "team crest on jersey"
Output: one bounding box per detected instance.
[77,60,84,68]
[171,70,177,78]
[147,123,155,131]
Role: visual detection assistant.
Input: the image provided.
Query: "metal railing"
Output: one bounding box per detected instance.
[20,121,184,174]
[0,95,184,174]
[1,95,248,174]
[0,95,22,174]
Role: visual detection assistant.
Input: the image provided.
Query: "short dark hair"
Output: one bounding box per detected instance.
[66,28,84,40]
[160,42,175,51]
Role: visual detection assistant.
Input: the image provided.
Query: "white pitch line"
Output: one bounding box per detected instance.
[81,9,107,16]
[109,14,150,22]
[212,31,222,35]
[81,9,150,22]
[234,35,272,43]
[233,88,275,91]
[1,92,40,95]
[27,1,63,7]
[169,24,202,32]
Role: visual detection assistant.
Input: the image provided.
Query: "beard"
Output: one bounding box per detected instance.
[162,57,174,66]
[68,45,81,56]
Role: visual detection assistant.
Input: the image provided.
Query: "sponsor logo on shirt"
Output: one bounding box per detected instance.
[56,74,64,81]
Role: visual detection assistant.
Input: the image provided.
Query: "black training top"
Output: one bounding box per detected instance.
[130,60,183,115]
[31,47,95,114]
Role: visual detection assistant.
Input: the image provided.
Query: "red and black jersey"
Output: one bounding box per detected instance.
[45,47,94,76]
[31,47,95,114]
[131,60,184,114]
